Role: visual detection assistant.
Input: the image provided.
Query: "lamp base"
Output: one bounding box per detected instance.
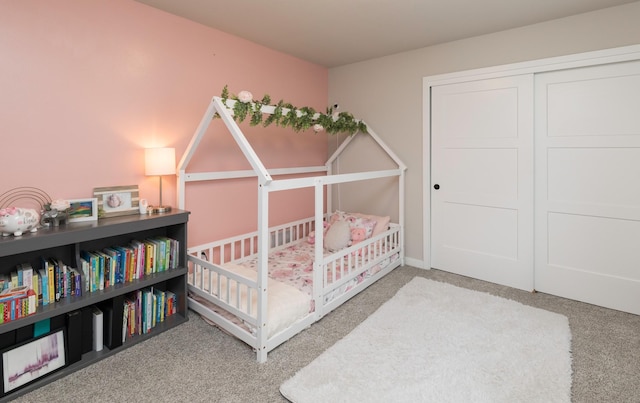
[149,205,172,214]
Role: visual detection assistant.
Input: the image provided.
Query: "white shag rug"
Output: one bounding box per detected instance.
[280,277,572,403]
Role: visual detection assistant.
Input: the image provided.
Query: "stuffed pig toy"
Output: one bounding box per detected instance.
[307,221,330,244]
[0,207,40,237]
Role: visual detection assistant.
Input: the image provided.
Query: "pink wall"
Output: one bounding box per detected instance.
[1,1,328,246]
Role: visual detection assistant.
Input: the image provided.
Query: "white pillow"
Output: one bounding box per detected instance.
[323,220,351,251]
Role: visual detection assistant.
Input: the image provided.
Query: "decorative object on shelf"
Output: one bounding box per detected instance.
[0,207,40,237]
[93,185,140,218]
[219,85,368,135]
[0,187,75,233]
[40,199,71,227]
[0,329,67,396]
[67,198,99,223]
[138,198,149,214]
[144,147,175,213]
[0,187,51,211]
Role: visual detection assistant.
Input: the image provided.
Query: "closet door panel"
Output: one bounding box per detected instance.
[431,75,534,291]
[547,69,640,137]
[536,60,640,314]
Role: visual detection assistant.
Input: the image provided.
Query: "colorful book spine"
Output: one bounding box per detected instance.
[164,291,176,317]
[37,267,48,306]
[80,257,91,293]
[45,259,54,304]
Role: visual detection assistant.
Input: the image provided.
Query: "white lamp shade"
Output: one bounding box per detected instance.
[145,147,176,176]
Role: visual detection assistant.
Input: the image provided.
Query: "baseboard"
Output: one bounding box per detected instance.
[404,256,426,269]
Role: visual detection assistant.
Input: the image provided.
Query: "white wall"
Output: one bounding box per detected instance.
[328,2,640,267]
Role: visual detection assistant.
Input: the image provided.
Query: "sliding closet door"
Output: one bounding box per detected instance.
[535,61,640,314]
[431,75,534,291]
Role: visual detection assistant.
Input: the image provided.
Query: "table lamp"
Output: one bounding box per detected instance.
[145,147,175,213]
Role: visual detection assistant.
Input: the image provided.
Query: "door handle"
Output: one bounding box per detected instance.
[434,184,440,190]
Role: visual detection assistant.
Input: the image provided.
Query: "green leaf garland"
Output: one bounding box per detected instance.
[219,85,368,135]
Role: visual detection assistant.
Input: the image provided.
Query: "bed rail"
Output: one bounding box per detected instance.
[186,218,401,358]
[187,217,316,265]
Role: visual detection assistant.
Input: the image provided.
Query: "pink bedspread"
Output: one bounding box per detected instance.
[236,240,398,302]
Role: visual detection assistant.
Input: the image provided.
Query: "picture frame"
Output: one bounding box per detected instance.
[93,185,140,218]
[67,198,98,222]
[1,329,66,396]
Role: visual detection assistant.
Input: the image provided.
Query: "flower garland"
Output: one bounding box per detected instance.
[219,86,368,135]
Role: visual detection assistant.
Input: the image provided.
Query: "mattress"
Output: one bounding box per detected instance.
[190,262,311,338]
[189,238,398,338]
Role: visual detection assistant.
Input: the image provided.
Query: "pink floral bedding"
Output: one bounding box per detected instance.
[236,240,398,305]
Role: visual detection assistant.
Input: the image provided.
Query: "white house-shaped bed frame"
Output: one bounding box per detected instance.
[177,96,406,362]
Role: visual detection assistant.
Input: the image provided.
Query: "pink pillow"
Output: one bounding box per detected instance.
[352,213,390,237]
[330,210,387,239]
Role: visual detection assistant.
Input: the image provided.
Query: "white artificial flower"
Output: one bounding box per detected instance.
[50,199,70,211]
[237,90,253,103]
[313,124,324,133]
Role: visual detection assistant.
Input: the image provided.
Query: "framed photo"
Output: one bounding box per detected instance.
[93,185,140,218]
[1,329,66,396]
[67,198,98,222]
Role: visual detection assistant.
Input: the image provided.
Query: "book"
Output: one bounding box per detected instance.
[130,240,146,280]
[92,307,104,352]
[0,285,30,302]
[95,252,105,291]
[44,257,55,304]
[81,251,99,292]
[114,246,133,284]
[20,263,34,290]
[61,263,68,298]
[111,246,128,285]
[143,288,155,333]
[153,288,165,323]
[102,248,120,287]
[69,267,83,296]
[48,257,63,301]
[164,290,176,317]
[95,251,108,289]
[170,238,179,269]
[135,289,143,335]
[80,258,91,293]
[144,241,155,274]
[149,238,165,272]
[37,266,48,305]
[26,288,36,315]
[32,271,40,307]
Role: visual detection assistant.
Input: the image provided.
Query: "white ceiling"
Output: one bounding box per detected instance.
[136,0,637,67]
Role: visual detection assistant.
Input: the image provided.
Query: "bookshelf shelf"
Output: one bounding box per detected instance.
[0,210,189,401]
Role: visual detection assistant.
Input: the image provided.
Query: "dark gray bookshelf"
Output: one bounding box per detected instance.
[0,210,190,401]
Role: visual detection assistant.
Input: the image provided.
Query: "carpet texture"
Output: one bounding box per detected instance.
[280,277,572,403]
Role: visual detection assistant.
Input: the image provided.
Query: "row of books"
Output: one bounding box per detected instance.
[80,236,180,293]
[0,260,79,322]
[122,287,177,341]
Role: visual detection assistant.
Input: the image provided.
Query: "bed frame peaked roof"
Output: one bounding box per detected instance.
[177,95,406,211]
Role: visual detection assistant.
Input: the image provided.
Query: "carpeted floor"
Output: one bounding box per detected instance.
[12,266,640,402]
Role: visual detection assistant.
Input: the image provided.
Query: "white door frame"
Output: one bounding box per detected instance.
[423,44,640,270]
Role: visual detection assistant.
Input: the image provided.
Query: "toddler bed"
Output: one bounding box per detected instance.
[178,93,406,362]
